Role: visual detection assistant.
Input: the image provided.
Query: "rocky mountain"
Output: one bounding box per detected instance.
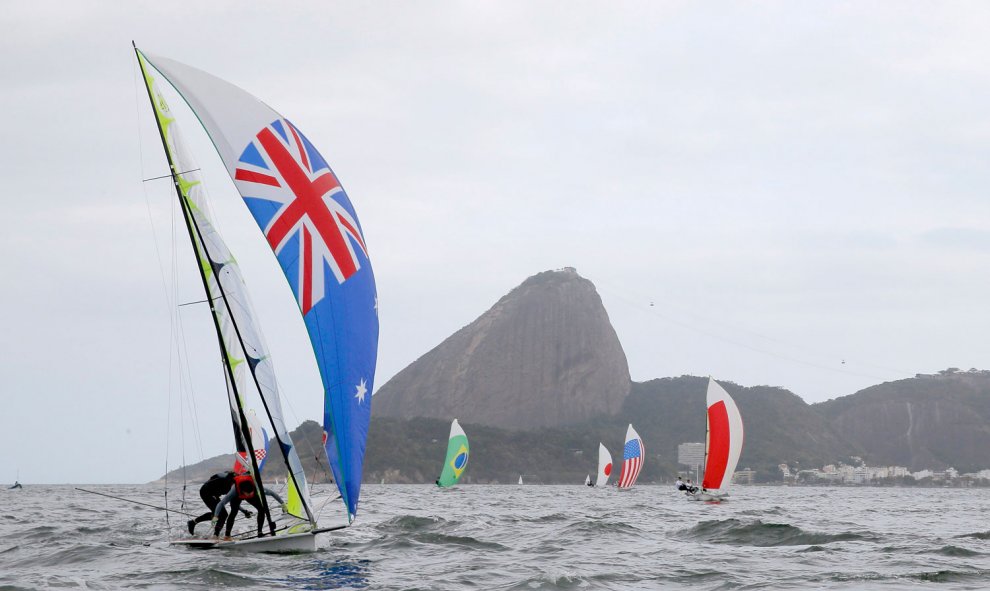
[814,369,990,472]
[372,268,631,429]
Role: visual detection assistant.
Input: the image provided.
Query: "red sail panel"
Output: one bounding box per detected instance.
[703,401,730,489]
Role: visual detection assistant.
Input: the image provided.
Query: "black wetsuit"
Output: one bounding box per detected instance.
[189,472,247,534]
[214,485,284,538]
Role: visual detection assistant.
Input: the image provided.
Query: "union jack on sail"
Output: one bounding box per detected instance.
[233,118,368,315]
[617,425,644,489]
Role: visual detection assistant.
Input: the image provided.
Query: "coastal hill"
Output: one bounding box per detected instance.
[158,372,990,485]
[157,266,990,484]
[815,369,990,472]
[372,268,631,429]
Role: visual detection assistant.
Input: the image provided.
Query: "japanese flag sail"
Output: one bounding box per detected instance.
[595,442,612,487]
[140,51,378,521]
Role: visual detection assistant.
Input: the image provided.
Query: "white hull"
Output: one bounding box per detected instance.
[171,532,317,553]
[685,491,729,502]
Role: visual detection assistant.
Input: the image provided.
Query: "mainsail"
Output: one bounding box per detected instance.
[137,50,379,522]
[596,442,613,487]
[136,51,316,526]
[437,419,469,488]
[701,378,744,491]
[617,425,644,489]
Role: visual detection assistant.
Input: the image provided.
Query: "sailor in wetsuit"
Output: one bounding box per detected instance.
[187,471,252,535]
[212,473,285,539]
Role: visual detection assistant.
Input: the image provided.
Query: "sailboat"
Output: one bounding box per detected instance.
[584,474,591,486]
[595,443,613,487]
[518,475,524,485]
[686,378,744,502]
[134,46,378,552]
[616,425,644,490]
[436,419,469,488]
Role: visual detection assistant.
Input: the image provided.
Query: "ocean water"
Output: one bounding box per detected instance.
[3,484,990,590]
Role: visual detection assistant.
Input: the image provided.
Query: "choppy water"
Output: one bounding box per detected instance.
[3,484,990,589]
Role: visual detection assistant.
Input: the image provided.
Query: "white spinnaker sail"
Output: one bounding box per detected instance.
[596,443,613,487]
[702,378,744,492]
[140,55,314,523]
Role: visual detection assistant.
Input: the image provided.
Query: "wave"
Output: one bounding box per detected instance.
[375,515,447,532]
[925,545,981,557]
[906,569,990,583]
[683,519,880,547]
[956,530,990,540]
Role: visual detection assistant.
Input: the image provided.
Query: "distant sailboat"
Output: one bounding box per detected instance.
[595,443,613,487]
[518,475,524,485]
[9,471,21,490]
[617,425,644,490]
[584,474,591,486]
[686,378,744,502]
[436,419,469,488]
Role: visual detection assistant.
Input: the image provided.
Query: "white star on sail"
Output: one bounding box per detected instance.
[354,379,368,404]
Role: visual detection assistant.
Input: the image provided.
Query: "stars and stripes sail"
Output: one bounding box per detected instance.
[617,424,644,489]
[138,51,379,522]
[702,378,745,491]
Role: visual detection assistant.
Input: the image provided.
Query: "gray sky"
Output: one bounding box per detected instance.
[4,2,990,483]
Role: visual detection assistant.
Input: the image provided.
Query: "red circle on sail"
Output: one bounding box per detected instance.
[604,463,612,476]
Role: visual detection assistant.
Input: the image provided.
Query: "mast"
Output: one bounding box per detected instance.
[134,43,277,535]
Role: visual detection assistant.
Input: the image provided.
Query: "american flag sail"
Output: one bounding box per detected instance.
[140,52,379,522]
[617,424,645,489]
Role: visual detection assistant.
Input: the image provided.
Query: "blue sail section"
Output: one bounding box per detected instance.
[236,119,378,520]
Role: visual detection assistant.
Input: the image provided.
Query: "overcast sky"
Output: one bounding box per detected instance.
[4,2,990,483]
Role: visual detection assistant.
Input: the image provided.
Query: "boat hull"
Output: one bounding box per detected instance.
[171,532,317,553]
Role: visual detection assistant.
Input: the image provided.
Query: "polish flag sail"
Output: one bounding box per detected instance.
[701,378,745,491]
[617,425,645,489]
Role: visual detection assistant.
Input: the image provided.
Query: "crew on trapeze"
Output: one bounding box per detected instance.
[212,471,285,539]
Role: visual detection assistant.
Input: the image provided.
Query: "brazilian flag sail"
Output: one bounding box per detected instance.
[437,419,469,488]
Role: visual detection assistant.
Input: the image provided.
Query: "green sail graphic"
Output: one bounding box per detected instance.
[436,419,469,488]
